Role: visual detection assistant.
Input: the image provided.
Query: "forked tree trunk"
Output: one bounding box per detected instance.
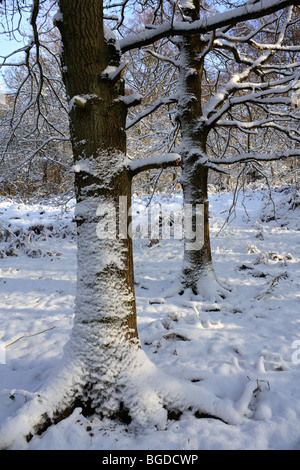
[177,2,223,298]
[57,0,139,418]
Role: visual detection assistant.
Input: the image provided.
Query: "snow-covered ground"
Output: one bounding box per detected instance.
[0,186,299,450]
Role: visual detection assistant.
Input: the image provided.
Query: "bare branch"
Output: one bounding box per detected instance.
[119,0,298,53]
[129,152,181,176]
[126,95,178,130]
[210,148,300,165]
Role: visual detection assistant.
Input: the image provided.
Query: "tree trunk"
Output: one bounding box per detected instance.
[57,0,139,418]
[177,2,224,298]
[180,155,216,296]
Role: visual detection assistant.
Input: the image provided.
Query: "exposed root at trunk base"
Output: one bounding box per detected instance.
[25,397,132,443]
[163,275,230,302]
[26,399,81,442]
[178,280,229,300]
[26,397,229,445]
[1,349,259,448]
[180,266,231,300]
[167,407,228,424]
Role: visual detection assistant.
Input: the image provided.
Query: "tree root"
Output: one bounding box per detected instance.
[0,348,258,449]
[0,356,83,449]
[163,276,230,302]
[25,399,82,443]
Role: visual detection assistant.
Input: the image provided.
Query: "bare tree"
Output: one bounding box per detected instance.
[0,0,71,197]
[0,0,299,447]
[176,1,300,297]
[126,1,300,298]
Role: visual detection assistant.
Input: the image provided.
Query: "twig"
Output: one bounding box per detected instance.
[5,326,56,348]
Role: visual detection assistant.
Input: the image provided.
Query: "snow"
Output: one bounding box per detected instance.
[68,94,98,111]
[120,93,142,108]
[104,25,117,43]
[0,186,299,450]
[53,9,63,24]
[179,0,196,9]
[119,0,292,53]
[129,153,181,174]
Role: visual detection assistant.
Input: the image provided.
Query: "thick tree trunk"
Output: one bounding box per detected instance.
[57,0,139,418]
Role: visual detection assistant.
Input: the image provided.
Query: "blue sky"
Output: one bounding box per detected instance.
[0,34,25,90]
[0,36,21,58]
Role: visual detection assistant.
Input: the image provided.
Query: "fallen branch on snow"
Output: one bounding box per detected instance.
[4,326,56,349]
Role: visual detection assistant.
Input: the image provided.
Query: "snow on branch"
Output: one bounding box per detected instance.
[119,0,297,53]
[215,14,278,44]
[68,94,98,110]
[129,153,181,176]
[210,149,300,165]
[145,49,180,68]
[216,118,300,138]
[202,50,292,124]
[249,42,300,52]
[116,93,142,109]
[100,61,128,83]
[204,79,299,128]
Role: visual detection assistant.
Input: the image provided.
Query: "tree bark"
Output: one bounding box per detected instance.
[177,2,223,298]
[57,0,138,417]
[180,156,216,296]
